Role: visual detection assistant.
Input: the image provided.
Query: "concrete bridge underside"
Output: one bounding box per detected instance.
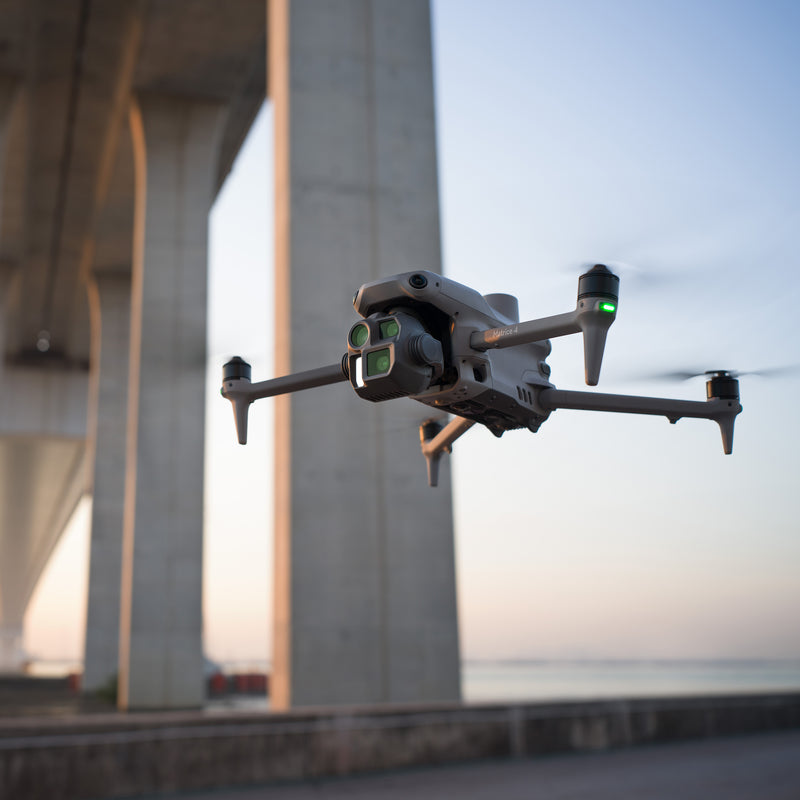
[0,0,459,710]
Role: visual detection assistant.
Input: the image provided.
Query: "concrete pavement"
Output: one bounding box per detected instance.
[143,730,800,800]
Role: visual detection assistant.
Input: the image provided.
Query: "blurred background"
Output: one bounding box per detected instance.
[24,0,800,702]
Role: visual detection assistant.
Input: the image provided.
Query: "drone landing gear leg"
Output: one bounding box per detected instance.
[419,416,476,487]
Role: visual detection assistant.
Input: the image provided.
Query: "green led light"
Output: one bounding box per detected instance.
[349,323,369,347]
[599,302,617,314]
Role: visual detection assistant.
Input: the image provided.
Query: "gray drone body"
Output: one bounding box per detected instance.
[222,266,742,486]
[348,270,553,435]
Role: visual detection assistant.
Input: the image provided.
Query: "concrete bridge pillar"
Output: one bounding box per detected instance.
[118,95,224,710]
[269,0,460,708]
[0,625,23,674]
[0,76,16,234]
[0,84,19,675]
[0,379,88,674]
[0,74,18,361]
[82,270,131,691]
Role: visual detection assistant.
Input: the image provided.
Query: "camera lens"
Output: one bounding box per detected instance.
[366,348,391,376]
[379,319,400,338]
[349,323,369,347]
[409,273,428,289]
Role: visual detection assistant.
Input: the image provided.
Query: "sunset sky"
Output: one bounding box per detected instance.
[26,0,800,667]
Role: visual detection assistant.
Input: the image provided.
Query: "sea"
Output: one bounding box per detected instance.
[460,659,800,703]
[29,658,800,709]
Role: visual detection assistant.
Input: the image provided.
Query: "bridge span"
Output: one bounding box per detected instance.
[0,0,458,711]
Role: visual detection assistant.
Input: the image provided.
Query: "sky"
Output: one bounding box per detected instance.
[25,0,800,667]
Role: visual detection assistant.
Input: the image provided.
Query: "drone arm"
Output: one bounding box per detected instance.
[469,310,580,351]
[537,388,742,454]
[470,301,616,386]
[419,416,476,487]
[246,360,349,400]
[222,357,349,444]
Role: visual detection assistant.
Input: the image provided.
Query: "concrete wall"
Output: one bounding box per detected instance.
[1,693,799,799]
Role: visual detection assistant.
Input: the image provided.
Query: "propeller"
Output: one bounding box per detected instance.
[557,257,720,300]
[641,364,800,382]
[580,260,665,289]
[560,259,681,291]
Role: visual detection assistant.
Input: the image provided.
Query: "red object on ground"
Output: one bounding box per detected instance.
[208,672,228,695]
[246,673,267,693]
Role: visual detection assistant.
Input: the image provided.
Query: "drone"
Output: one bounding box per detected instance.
[221,266,742,486]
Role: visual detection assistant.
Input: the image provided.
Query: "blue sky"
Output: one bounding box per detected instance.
[26,0,800,665]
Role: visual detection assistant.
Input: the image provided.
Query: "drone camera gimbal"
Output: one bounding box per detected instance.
[347,310,444,402]
[222,265,742,485]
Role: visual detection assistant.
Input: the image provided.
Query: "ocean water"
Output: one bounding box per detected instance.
[28,658,800,707]
[461,659,800,703]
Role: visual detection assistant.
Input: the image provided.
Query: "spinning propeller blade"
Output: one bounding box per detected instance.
[642,364,800,382]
